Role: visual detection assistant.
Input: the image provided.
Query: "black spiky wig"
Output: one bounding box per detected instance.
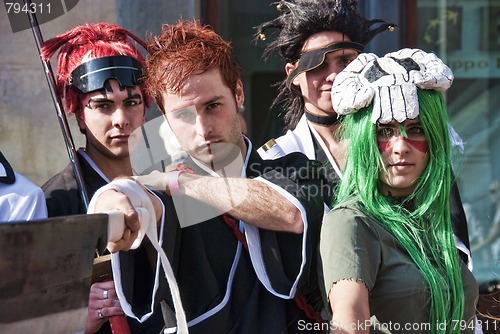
[256,0,395,130]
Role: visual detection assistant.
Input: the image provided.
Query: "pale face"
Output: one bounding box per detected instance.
[377,118,430,197]
[162,68,245,169]
[78,79,145,160]
[285,31,359,116]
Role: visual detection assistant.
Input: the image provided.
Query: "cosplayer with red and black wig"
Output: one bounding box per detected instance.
[41,22,150,119]
[40,23,166,334]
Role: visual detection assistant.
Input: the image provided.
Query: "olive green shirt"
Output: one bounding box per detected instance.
[320,203,478,333]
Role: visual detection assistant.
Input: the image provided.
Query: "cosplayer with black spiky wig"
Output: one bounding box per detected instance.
[256,0,396,212]
[256,0,394,129]
[254,2,395,327]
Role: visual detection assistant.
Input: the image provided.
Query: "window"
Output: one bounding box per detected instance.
[416,0,500,284]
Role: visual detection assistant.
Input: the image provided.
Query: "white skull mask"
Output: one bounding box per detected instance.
[331,48,454,123]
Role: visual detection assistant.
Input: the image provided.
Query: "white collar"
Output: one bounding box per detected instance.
[78,148,110,183]
[0,163,6,178]
[305,118,343,178]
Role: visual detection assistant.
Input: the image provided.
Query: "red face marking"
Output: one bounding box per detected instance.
[377,140,390,152]
[406,138,429,153]
[378,137,429,153]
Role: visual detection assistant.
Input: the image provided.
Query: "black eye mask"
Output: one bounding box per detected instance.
[286,41,364,89]
[68,55,144,93]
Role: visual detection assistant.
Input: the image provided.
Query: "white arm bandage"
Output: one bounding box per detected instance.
[87,179,188,333]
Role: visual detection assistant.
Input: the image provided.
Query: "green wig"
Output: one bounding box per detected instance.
[334,89,464,333]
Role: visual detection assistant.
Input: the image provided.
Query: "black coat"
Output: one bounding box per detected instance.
[116,147,326,334]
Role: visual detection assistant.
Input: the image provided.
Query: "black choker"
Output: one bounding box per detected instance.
[305,112,340,126]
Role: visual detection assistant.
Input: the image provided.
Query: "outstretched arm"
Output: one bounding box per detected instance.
[136,168,311,234]
[177,172,304,233]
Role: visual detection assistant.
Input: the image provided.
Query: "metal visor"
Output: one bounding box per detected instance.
[286,41,364,89]
[68,55,144,93]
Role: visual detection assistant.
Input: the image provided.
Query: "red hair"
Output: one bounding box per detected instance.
[40,22,149,116]
[146,20,241,112]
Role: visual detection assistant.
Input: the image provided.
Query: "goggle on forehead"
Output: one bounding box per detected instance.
[68,55,145,94]
[286,41,364,89]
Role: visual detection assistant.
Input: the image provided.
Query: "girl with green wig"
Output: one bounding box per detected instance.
[320,49,479,333]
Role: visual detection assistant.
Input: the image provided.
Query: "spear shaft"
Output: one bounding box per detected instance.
[24,0,90,209]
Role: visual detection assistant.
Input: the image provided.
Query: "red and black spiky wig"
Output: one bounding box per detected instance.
[40,22,150,116]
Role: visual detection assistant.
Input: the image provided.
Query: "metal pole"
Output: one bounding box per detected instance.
[24,0,90,208]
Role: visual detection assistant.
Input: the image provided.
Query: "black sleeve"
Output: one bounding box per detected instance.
[450,178,471,253]
[42,164,85,217]
[255,152,326,296]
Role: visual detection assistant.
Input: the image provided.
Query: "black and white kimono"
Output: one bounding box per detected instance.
[43,149,108,217]
[113,138,325,334]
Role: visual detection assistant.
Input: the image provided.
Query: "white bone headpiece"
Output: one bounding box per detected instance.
[331,48,453,123]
